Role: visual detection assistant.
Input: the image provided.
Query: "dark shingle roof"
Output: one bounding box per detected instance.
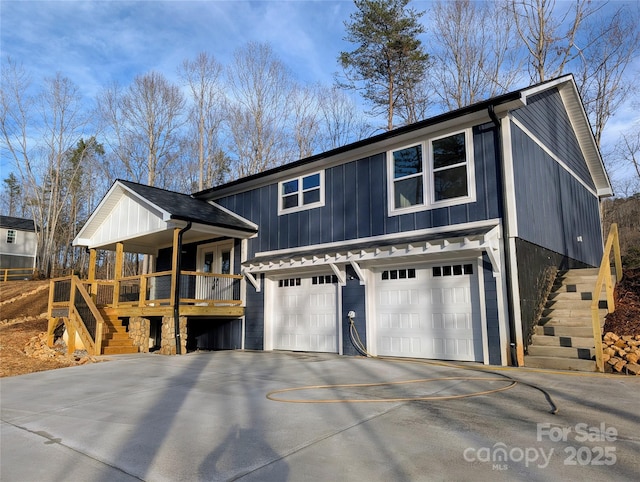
[118,180,257,233]
[0,215,36,231]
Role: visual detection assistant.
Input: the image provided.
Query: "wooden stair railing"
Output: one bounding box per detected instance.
[48,275,105,356]
[591,223,623,372]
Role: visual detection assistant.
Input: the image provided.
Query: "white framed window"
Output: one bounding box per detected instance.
[388,129,475,215]
[6,230,16,244]
[278,171,325,215]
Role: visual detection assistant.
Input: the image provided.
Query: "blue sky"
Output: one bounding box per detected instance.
[0,0,357,97]
[1,0,639,191]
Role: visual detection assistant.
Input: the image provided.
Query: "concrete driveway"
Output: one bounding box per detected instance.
[1,351,639,481]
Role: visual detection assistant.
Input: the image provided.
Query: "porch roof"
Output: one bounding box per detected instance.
[73,180,258,254]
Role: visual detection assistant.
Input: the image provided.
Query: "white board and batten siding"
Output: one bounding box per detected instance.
[92,194,166,246]
[271,274,339,353]
[374,262,483,362]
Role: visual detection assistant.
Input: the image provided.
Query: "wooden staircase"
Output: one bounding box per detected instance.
[99,310,139,355]
[524,268,610,371]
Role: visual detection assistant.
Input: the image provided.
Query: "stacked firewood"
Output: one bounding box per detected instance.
[603,332,640,375]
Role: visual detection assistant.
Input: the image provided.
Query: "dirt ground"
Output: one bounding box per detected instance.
[0,281,93,378]
[603,268,640,336]
[1,271,639,378]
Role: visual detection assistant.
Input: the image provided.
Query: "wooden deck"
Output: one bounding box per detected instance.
[48,271,245,355]
[50,270,245,320]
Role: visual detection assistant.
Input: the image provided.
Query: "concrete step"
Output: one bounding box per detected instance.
[560,268,601,276]
[102,345,139,355]
[539,316,604,328]
[535,325,594,337]
[541,308,607,319]
[530,334,595,348]
[547,291,607,301]
[556,267,611,279]
[545,299,608,309]
[523,267,615,373]
[552,282,607,294]
[527,345,595,359]
[524,355,597,372]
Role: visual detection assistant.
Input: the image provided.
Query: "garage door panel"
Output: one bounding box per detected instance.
[432,312,472,330]
[273,276,338,353]
[431,286,470,305]
[376,263,482,362]
[381,335,421,354]
[381,289,420,306]
[433,338,473,358]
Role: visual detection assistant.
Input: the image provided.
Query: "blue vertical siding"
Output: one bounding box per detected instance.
[512,88,595,190]
[512,124,602,266]
[341,266,367,356]
[482,256,501,365]
[217,123,502,258]
[244,274,265,350]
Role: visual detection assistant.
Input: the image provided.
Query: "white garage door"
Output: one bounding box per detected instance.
[273,274,339,353]
[376,263,482,362]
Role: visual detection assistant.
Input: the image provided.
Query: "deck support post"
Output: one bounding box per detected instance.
[113,242,124,307]
[88,248,97,302]
[171,223,191,355]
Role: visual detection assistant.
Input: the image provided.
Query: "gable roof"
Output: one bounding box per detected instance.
[194,74,611,200]
[73,180,257,252]
[117,180,257,233]
[0,215,36,232]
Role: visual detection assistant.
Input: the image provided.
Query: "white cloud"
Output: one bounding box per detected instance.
[1,0,355,99]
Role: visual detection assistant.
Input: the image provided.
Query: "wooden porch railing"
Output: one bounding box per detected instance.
[50,271,242,312]
[109,271,242,308]
[592,223,623,372]
[1,267,38,281]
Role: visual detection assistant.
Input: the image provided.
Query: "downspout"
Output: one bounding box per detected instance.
[488,105,519,366]
[174,222,192,355]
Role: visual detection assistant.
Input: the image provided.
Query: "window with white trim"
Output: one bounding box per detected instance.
[6,230,16,244]
[278,171,324,214]
[388,129,475,214]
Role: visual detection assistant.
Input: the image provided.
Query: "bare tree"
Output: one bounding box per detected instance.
[1,60,92,276]
[430,0,523,109]
[575,6,640,146]
[179,52,227,191]
[290,85,322,159]
[97,72,186,188]
[317,85,370,150]
[508,0,598,83]
[226,42,294,178]
[612,120,640,196]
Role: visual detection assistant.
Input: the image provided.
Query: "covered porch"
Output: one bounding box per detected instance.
[48,180,258,356]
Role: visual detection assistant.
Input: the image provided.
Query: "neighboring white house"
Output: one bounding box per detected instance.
[0,215,37,271]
